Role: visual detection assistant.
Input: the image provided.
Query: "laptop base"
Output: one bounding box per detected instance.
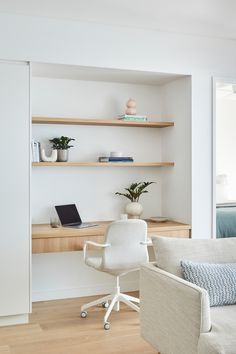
[64,223,98,229]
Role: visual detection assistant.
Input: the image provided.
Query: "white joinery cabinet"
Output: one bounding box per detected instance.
[0,61,30,321]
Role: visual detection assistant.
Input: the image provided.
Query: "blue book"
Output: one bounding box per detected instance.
[98,156,134,162]
[108,157,133,162]
[117,114,147,121]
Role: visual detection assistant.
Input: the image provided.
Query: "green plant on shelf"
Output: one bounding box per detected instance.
[115,181,155,202]
[49,136,75,150]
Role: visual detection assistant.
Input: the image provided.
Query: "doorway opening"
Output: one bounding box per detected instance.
[213,78,236,238]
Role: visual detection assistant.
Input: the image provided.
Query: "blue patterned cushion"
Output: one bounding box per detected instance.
[180,260,236,306]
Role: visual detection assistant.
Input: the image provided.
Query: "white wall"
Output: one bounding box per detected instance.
[1,13,234,238]
[32,76,186,301]
[32,252,139,301]
[1,13,236,303]
[216,97,236,200]
[32,77,163,222]
[162,77,192,223]
[0,61,30,323]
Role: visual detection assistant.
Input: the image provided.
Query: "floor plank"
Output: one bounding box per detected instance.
[0,346,11,354]
[0,294,157,354]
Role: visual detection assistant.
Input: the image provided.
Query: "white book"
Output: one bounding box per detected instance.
[31,141,37,162]
[31,141,40,162]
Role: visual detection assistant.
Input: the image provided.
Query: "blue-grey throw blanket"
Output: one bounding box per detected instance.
[216,206,236,238]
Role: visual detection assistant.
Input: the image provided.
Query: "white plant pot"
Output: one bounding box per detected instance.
[57,149,69,162]
[125,202,143,219]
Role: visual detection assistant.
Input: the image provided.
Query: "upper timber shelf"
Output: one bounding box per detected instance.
[32,117,174,128]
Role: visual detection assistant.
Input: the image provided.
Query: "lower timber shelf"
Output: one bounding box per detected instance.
[32,162,174,167]
[32,220,191,253]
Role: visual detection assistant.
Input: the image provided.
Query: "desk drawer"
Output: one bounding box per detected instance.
[148,229,190,238]
[32,235,104,254]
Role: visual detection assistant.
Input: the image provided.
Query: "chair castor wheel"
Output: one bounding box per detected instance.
[80,311,88,318]
[102,301,109,308]
[104,322,110,330]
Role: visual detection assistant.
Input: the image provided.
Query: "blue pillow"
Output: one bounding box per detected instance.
[180,260,236,306]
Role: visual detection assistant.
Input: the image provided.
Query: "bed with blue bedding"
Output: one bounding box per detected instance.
[216,205,236,238]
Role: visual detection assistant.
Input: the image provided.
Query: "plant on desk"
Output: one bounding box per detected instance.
[115,181,155,219]
[50,136,75,162]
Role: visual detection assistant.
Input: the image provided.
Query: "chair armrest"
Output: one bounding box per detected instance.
[140,263,211,354]
[83,240,110,261]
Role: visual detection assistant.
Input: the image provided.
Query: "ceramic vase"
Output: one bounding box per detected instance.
[125,202,143,219]
[57,149,69,162]
[40,148,58,162]
[125,98,136,115]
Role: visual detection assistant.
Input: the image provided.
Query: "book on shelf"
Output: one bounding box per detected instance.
[98,156,134,163]
[98,157,109,162]
[117,114,147,121]
[31,141,41,162]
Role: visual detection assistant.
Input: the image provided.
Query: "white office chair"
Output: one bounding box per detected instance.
[80,219,149,330]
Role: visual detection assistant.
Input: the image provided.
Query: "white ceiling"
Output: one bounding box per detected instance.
[0,0,236,41]
[32,62,185,85]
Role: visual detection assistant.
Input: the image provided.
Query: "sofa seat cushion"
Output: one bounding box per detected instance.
[198,305,236,354]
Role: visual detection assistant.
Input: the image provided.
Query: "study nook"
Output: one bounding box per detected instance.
[32,215,191,254]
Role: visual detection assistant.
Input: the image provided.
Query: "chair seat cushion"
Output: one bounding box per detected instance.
[180,260,236,306]
[198,305,236,354]
[85,251,103,269]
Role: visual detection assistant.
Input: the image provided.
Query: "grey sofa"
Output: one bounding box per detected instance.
[140,236,236,354]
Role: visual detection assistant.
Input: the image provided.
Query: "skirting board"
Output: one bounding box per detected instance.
[0,314,29,327]
[33,280,139,302]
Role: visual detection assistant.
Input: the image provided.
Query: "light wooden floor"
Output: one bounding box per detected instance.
[0,294,157,354]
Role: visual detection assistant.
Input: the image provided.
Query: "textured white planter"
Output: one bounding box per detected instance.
[125,202,143,219]
[58,149,69,162]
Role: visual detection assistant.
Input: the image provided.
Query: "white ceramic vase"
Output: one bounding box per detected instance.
[40,148,58,162]
[125,202,143,219]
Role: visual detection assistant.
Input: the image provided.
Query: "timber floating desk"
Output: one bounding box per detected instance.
[32,220,191,254]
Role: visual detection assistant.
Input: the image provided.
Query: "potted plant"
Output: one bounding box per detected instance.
[49,136,75,162]
[115,181,155,218]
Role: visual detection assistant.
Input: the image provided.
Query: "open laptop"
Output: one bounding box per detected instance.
[55,204,97,229]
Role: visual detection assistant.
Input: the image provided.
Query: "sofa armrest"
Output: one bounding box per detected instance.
[140,263,211,354]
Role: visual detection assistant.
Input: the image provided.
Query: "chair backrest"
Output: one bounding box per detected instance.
[102,219,148,273]
[152,236,236,278]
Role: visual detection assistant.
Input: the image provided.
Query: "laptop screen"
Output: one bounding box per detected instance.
[55,204,82,225]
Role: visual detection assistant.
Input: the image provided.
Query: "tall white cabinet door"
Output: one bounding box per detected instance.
[0,61,30,316]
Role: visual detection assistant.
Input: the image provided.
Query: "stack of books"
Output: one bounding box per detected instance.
[117,114,147,121]
[98,156,134,163]
[31,141,41,162]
